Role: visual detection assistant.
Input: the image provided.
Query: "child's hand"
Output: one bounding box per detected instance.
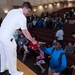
[43,42,46,44]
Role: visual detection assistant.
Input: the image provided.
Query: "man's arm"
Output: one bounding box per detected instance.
[22,29,36,44]
[40,46,54,55]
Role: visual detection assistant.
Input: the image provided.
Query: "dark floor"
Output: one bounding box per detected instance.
[17,53,48,75]
[1,53,48,75]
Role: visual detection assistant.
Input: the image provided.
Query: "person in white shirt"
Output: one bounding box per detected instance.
[55,26,64,46]
[0,2,37,75]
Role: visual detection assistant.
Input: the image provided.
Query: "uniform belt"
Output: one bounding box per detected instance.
[10,38,13,42]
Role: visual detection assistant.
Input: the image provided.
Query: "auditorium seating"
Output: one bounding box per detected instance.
[60,53,75,75]
[56,7,75,14]
[72,69,75,75]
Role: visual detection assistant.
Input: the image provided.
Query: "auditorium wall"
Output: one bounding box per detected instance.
[33,2,75,16]
[0,0,75,18]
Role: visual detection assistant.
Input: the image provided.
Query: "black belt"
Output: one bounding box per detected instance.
[10,38,13,42]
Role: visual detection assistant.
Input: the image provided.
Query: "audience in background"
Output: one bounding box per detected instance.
[64,41,74,54]
[55,26,64,46]
[32,19,37,27]
[17,34,28,54]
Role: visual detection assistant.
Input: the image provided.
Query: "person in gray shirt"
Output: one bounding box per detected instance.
[64,41,74,54]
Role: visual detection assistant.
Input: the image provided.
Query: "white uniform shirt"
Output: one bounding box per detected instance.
[0,8,27,40]
[56,29,64,40]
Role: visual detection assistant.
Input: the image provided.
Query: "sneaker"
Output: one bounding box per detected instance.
[11,71,24,75]
[41,68,45,73]
[1,70,8,74]
[22,58,25,62]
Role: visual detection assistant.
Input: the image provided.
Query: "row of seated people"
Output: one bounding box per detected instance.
[16,29,75,55]
[31,29,75,47]
[15,33,75,75]
[30,31,75,49]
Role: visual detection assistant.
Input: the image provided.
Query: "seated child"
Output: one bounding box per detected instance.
[22,36,45,62]
[34,47,46,73]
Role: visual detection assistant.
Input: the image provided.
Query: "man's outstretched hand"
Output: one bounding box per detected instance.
[32,39,38,45]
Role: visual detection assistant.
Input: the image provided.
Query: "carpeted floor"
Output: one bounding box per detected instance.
[17,53,48,75]
[1,53,48,75]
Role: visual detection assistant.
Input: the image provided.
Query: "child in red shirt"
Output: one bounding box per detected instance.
[22,36,45,62]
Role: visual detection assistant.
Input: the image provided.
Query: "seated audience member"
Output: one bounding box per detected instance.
[17,34,28,54]
[22,36,45,61]
[34,46,46,73]
[37,18,43,27]
[40,40,67,75]
[64,41,74,54]
[34,44,45,73]
[22,36,39,61]
[29,36,39,51]
[61,21,64,30]
[32,19,37,27]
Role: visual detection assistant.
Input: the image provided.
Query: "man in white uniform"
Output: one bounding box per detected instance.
[0,2,37,75]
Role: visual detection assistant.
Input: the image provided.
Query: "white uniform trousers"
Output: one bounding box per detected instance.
[0,38,17,74]
[48,67,60,75]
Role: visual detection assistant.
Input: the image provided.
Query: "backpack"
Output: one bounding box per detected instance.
[51,48,71,75]
[49,47,65,65]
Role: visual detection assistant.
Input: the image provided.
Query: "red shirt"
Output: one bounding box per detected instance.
[30,40,39,51]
